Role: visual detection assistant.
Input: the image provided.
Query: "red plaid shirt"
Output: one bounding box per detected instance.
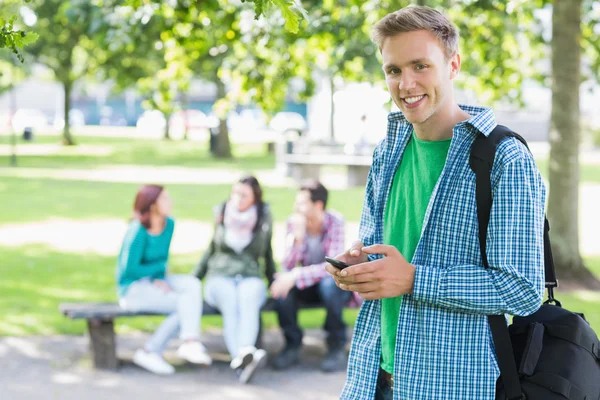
[282,210,362,307]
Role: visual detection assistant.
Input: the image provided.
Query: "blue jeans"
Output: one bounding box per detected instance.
[119,274,203,354]
[275,275,351,349]
[204,276,267,358]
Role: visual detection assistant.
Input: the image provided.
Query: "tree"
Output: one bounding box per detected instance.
[137,44,192,140]
[162,1,310,157]
[0,1,38,61]
[294,0,383,141]
[0,53,29,166]
[126,0,308,34]
[167,1,242,157]
[21,0,104,145]
[546,0,600,287]
[94,2,183,140]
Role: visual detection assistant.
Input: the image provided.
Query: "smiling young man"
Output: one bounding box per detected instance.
[324,6,546,400]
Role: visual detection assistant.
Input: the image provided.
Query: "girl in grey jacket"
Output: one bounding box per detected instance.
[193,176,275,383]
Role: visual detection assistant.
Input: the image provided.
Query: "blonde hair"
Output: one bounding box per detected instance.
[371,6,459,59]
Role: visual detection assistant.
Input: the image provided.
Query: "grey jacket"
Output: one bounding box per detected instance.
[192,202,276,284]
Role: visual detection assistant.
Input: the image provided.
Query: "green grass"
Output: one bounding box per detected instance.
[0,243,597,336]
[535,158,600,184]
[3,134,600,182]
[0,134,276,170]
[549,257,600,331]
[0,244,358,336]
[0,133,598,338]
[0,176,366,225]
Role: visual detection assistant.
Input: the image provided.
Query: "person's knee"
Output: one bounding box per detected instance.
[273,293,294,312]
[183,275,201,292]
[318,276,339,297]
[319,277,347,305]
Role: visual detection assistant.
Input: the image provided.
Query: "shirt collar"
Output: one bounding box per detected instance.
[387,104,497,137]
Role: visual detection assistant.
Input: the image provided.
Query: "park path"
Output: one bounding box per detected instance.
[0,218,361,261]
[0,329,348,400]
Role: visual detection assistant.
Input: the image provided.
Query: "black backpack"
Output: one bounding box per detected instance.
[470,125,600,400]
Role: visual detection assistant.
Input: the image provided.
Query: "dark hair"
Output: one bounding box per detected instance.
[133,184,164,229]
[230,175,264,233]
[238,175,263,208]
[300,179,328,209]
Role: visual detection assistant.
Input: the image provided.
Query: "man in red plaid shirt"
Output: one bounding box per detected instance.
[270,180,351,372]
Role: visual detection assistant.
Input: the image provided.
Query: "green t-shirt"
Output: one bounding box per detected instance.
[380,133,451,373]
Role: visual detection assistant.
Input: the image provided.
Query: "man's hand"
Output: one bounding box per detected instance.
[290,213,306,244]
[270,271,298,299]
[331,244,416,300]
[324,240,369,278]
[153,279,172,293]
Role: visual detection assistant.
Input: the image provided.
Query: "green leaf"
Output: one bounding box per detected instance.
[272,0,303,33]
[21,32,39,46]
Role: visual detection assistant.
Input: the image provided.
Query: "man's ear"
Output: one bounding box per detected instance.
[449,53,461,80]
[315,200,325,212]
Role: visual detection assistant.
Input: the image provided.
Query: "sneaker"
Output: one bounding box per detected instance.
[271,346,300,370]
[239,348,267,384]
[320,347,347,373]
[133,349,175,375]
[230,346,255,370]
[176,341,212,366]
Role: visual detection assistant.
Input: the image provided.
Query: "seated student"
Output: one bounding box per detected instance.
[193,176,275,384]
[270,180,354,372]
[116,184,211,375]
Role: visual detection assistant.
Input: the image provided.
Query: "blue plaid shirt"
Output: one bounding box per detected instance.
[341,105,546,400]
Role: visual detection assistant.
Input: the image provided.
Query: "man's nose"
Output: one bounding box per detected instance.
[398,71,416,92]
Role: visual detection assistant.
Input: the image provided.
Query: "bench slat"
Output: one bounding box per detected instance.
[59,298,326,320]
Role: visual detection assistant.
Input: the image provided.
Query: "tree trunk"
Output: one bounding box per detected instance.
[62,81,75,146]
[10,85,17,167]
[548,0,598,287]
[329,74,335,143]
[163,112,171,140]
[213,78,232,158]
[182,91,189,141]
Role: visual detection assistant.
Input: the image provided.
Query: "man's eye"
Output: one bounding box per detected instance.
[415,64,426,70]
[389,68,400,75]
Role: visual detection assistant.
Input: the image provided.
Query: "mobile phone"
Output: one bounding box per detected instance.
[324,256,350,270]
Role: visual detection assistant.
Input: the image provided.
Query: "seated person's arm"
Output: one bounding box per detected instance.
[117,226,166,286]
[294,216,345,289]
[282,219,304,272]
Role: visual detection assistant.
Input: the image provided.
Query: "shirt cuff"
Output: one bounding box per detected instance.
[412,264,444,305]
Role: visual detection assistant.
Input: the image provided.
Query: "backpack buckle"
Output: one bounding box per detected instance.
[544,287,562,307]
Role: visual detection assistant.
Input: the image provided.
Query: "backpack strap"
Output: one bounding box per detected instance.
[469,125,558,294]
[469,124,530,400]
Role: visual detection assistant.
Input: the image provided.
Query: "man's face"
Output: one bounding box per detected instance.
[294,190,320,219]
[381,30,460,126]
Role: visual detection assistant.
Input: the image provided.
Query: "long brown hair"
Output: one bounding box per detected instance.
[133,184,164,229]
[239,175,264,232]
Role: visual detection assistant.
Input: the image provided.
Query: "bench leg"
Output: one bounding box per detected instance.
[266,142,275,154]
[87,319,118,370]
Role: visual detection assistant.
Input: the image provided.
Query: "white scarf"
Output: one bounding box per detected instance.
[223,201,258,253]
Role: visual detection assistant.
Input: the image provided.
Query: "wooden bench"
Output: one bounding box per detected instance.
[280,153,372,187]
[59,299,322,370]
